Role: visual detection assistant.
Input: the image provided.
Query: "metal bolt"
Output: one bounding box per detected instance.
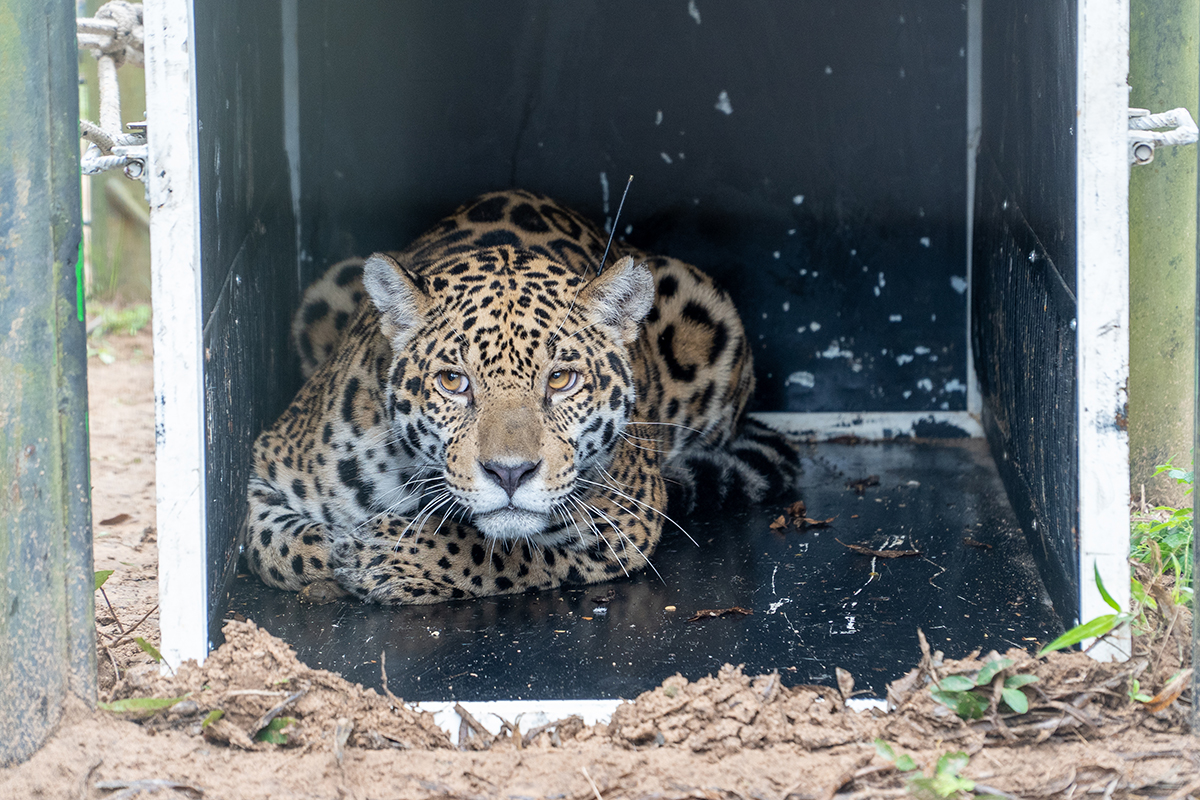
[123,160,144,180]
[1132,141,1155,165]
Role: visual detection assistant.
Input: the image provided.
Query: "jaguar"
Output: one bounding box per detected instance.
[244,189,798,604]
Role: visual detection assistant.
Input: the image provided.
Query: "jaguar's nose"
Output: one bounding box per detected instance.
[480,460,541,498]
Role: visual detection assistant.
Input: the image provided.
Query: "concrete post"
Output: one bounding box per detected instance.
[1128,0,1200,507]
[0,0,95,765]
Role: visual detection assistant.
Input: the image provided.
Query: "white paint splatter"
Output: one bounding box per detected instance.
[625,224,633,235]
[787,228,796,235]
[773,251,781,259]
[811,271,819,278]
[714,90,733,115]
[929,355,938,362]
[931,313,937,321]
[917,378,933,392]
[786,371,815,389]
[792,194,805,205]
[688,0,702,24]
[903,390,913,399]
[809,321,821,331]
[767,598,792,614]
[899,67,906,79]
[920,236,931,247]
[877,272,886,288]
[831,614,857,635]
[799,269,808,276]
[873,286,881,297]
[896,354,914,366]
[950,276,968,294]
[677,152,686,160]
[850,249,857,256]
[889,314,902,322]
[782,301,790,312]
[819,342,852,360]
[824,66,833,75]
[655,110,663,125]
[762,312,769,319]
[660,152,673,164]
[944,379,967,393]
[914,346,930,355]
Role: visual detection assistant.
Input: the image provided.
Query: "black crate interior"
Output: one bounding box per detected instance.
[198,0,1074,699]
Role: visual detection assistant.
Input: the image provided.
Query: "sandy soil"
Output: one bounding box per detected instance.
[2,326,1198,799]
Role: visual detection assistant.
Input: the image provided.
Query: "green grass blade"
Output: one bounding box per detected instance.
[1036,614,1119,656]
[1094,563,1120,611]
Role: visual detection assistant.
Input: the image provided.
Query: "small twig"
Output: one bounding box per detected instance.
[76,758,102,800]
[95,778,204,799]
[454,703,494,749]
[224,689,292,698]
[104,604,159,648]
[973,784,1022,800]
[248,690,306,737]
[98,587,125,634]
[580,766,604,800]
[99,641,122,682]
[380,651,403,707]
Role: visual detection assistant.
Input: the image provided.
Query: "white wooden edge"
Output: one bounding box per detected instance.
[965,0,984,417]
[751,411,982,440]
[1076,0,1132,658]
[281,0,303,287]
[145,0,209,669]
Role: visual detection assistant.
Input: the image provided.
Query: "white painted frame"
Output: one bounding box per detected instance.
[144,0,209,669]
[1075,0,1132,657]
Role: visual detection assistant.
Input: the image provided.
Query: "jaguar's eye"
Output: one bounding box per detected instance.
[436,371,470,395]
[547,369,580,393]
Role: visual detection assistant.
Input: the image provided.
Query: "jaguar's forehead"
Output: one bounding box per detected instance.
[420,246,595,378]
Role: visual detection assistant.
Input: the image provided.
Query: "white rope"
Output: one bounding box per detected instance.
[1128,107,1199,165]
[77,2,146,181]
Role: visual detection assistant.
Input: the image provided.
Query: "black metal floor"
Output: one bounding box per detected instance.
[221,439,1062,701]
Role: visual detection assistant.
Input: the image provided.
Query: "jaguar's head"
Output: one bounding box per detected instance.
[363,245,654,544]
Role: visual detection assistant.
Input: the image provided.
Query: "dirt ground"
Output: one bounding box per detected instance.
[3,325,1199,800]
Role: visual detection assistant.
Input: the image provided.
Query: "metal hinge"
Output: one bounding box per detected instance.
[1129,107,1199,165]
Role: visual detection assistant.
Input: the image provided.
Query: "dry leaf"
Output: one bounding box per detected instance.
[769,515,788,531]
[687,606,753,622]
[846,475,880,494]
[99,513,132,526]
[836,538,920,558]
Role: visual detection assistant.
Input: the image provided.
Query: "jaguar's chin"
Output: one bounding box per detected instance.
[474,507,551,542]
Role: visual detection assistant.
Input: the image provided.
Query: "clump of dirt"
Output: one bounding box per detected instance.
[111,619,450,752]
[608,665,874,753]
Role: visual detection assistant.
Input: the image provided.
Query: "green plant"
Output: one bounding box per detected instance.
[256,716,297,744]
[1037,564,1137,656]
[874,741,1002,800]
[1131,458,1193,605]
[928,655,1038,719]
[88,302,152,338]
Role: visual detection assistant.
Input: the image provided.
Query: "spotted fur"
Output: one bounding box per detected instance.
[245,190,798,604]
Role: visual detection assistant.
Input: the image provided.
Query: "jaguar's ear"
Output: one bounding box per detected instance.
[579,255,655,343]
[363,253,429,347]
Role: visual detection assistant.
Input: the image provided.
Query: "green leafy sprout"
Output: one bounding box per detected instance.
[875,740,1004,799]
[928,655,1038,719]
